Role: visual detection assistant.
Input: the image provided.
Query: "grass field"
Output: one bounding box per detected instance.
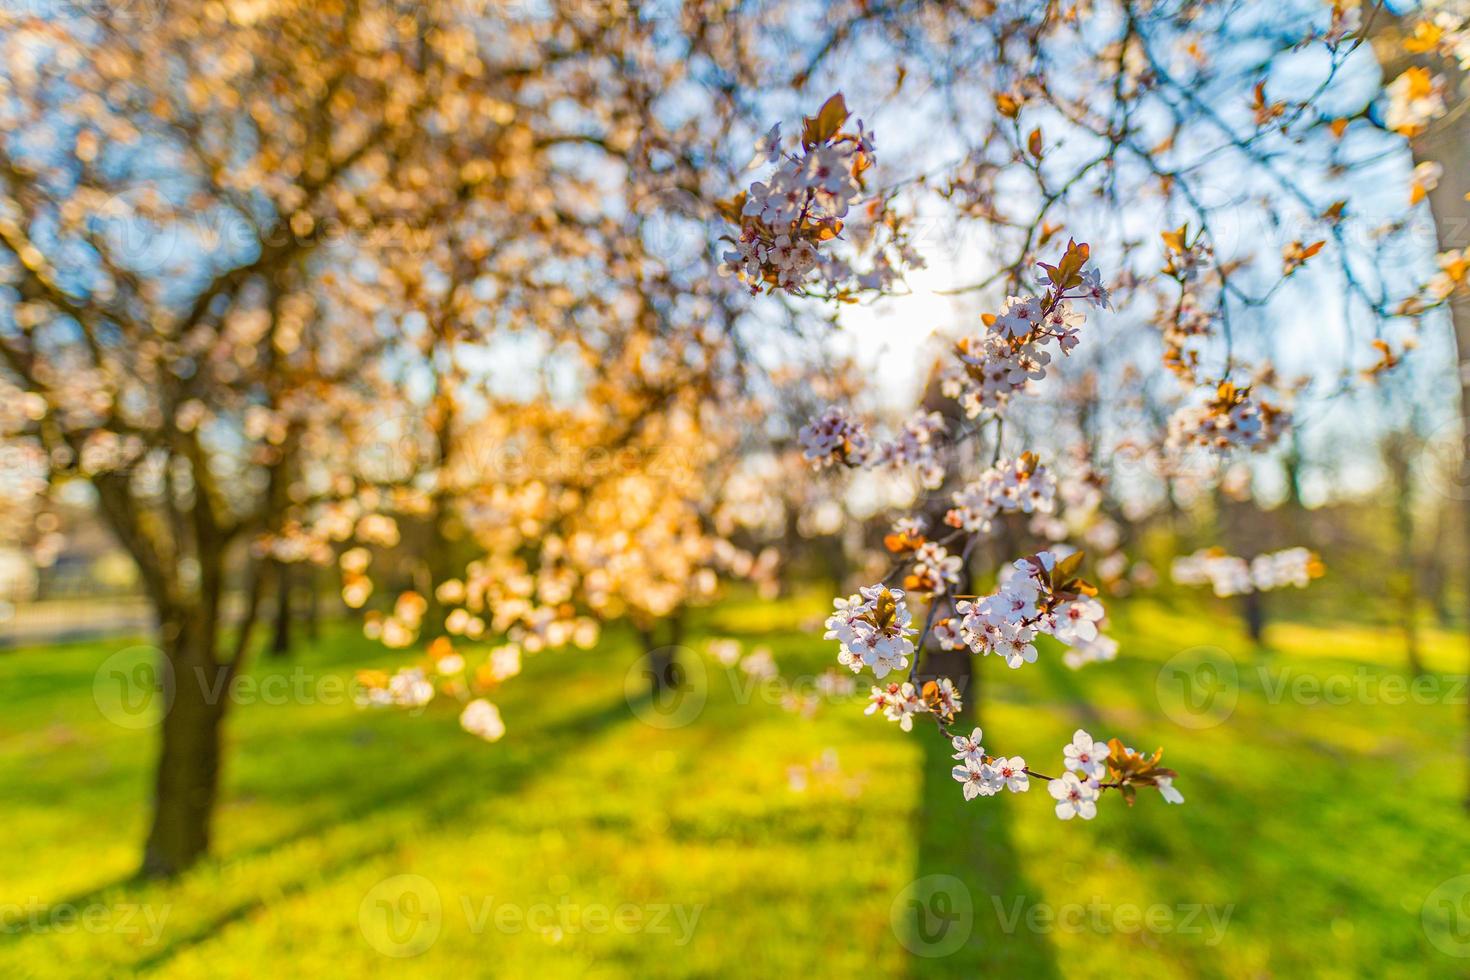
[1,594,1467,978]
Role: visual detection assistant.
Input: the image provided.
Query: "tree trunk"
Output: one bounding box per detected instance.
[270,560,292,658]
[1416,105,1470,806]
[306,567,321,643]
[635,607,688,697]
[1423,162,1470,809]
[1219,490,1269,646]
[646,644,678,695]
[140,618,229,878]
[1386,434,1427,676]
[1425,505,1452,626]
[1374,7,1470,810]
[1242,591,1265,647]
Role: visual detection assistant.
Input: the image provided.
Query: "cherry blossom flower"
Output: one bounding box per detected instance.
[707,638,743,667]
[995,295,1045,340]
[1048,772,1099,820]
[1063,633,1120,670]
[379,667,434,708]
[799,406,871,468]
[952,758,1001,799]
[954,550,1104,669]
[747,122,782,169]
[946,454,1056,534]
[907,542,964,595]
[876,410,947,489]
[826,585,916,679]
[740,647,779,680]
[926,677,964,720]
[1172,547,1323,597]
[990,757,1030,793]
[1063,729,1108,781]
[1079,267,1113,310]
[722,96,905,296]
[932,617,965,651]
[488,644,523,682]
[1385,66,1447,136]
[951,727,985,764]
[1167,381,1289,453]
[867,682,926,731]
[1052,597,1104,644]
[460,699,506,742]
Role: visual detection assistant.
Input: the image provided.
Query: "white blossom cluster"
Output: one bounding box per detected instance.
[1053,730,1181,817]
[906,541,964,595]
[825,584,916,679]
[764,200,1183,823]
[1171,547,1322,598]
[940,284,1105,418]
[355,666,435,708]
[798,406,948,487]
[1385,66,1448,135]
[950,727,1029,799]
[951,728,1182,815]
[953,552,1106,669]
[1163,238,1214,284]
[1430,248,1469,300]
[941,320,1050,417]
[945,454,1057,533]
[1063,633,1120,671]
[875,410,947,489]
[1425,0,1470,68]
[866,678,963,731]
[798,405,871,468]
[1167,383,1288,453]
[722,112,876,294]
[931,616,965,651]
[739,646,779,680]
[1043,729,1113,818]
[459,698,506,742]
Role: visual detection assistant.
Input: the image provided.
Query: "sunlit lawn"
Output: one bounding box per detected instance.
[1,593,1466,978]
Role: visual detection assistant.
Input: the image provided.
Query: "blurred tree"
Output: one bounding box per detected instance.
[0,0,761,875]
[3,0,1469,875]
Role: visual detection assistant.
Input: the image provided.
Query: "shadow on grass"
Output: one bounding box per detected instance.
[1,691,645,969]
[132,691,644,971]
[906,733,1062,979]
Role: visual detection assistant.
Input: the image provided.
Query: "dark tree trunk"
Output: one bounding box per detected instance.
[1375,9,1470,810]
[1219,490,1269,646]
[269,560,292,658]
[1241,591,1266,647]
[646,645,678,695]
[638,616,683,696]
[306,567,320,643]
[140,619,229,879]
[1386,434,1427,677]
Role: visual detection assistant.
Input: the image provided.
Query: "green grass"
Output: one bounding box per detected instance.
[1,595,1467,978]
